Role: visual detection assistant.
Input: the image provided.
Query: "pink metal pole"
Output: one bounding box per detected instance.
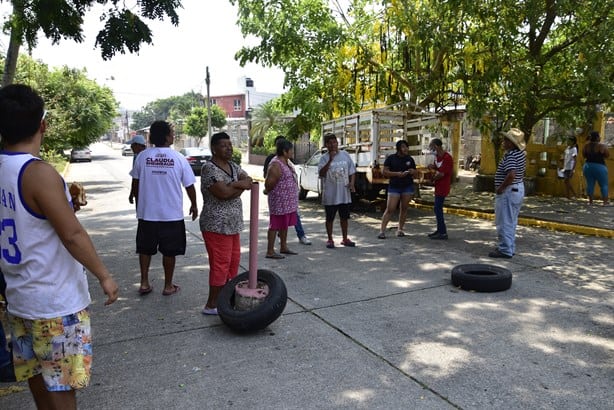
[248,182,259,289]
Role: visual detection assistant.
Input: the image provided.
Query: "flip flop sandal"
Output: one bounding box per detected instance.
[138,285,153,295]
[265,253,285,259]
[162,284,181,296]
[280,249,298,255]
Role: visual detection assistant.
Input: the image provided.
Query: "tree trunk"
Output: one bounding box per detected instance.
[2,28,21,86]
[1,3,23,87]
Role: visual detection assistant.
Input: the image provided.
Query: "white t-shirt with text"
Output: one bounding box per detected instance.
[130,147,196,221]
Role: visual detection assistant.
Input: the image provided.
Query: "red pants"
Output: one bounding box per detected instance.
[202,231,241,286]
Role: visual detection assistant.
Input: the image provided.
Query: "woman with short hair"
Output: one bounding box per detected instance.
[200,132,253,315]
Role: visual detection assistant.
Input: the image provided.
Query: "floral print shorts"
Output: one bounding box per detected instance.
[9,308,92,391]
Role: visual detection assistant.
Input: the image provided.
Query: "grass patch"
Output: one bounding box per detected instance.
[41,150,68,175]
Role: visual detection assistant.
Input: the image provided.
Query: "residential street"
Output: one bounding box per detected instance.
[1,142,612,410]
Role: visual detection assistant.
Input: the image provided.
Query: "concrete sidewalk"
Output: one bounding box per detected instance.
[1,151,613,409]
[247,161,613,237]
[414,170,613,238]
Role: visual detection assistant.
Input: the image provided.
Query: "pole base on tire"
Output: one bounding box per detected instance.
[218,270,287,332]
[234,281,269,311]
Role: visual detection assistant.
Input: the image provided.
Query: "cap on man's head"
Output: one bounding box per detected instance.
[502,128,526,151]
[126,135,147,146]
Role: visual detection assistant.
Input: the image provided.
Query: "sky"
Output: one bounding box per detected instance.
[0,0,286,111]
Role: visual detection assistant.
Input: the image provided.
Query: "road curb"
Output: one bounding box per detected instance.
[410,202,614,239]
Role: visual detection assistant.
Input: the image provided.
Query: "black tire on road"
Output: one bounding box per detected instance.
[451,264,512,292]
[218,269,288,332]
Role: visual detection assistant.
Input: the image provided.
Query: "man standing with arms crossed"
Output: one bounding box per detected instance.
[0,84,119,408]
[318,133,356,248]
[489,128,526,259]
[130,120,198,295]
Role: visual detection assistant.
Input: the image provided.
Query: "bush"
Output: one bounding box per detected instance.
[232,147,242,164]
[41,149,68,173]
[250,145,269,156]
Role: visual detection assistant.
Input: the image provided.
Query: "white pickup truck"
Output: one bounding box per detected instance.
[296,108,442,200]
[296,151,324,199]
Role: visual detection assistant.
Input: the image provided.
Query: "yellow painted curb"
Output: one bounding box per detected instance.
[410,202,614,239]
[0,385,26,397]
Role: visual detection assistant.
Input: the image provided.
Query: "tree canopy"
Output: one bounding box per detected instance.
[1,53,118,153]
[1,0,182,85]
[131,91,203,130]
[231,0,614,142]
[183,105,227,146]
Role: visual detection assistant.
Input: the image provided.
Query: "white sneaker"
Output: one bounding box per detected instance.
[299,236,312,245]
[201,307,218,315]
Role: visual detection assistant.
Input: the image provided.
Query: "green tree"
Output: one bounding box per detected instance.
[2,0,182,86]
[131,91,203,130]
[231,0,346,132]
[232,0,614,154]
[4,53,118,153]
[249,99,286,147]
[43,67,117,152]
[183,105,226,146]
[462,0,614,145]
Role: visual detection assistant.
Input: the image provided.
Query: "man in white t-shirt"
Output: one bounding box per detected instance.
[130,121,198,296]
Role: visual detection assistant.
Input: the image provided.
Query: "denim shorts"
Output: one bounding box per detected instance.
[388,185,415,196]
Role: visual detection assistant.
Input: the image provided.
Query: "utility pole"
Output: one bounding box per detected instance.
[205,66,212,140]
[124,110,130,142]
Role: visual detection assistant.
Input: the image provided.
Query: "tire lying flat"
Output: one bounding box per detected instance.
[218,269,287,332]
[451,264,512,292]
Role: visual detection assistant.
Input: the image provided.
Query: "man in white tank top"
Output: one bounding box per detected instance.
[0,84,119,408]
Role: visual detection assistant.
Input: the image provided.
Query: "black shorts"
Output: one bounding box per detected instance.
[324,203,351,222]
[136,220,186,256]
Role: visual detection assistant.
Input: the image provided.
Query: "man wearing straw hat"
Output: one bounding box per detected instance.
[489,128,526,259]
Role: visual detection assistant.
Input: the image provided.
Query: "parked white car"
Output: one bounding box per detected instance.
[121,144,133,156]
[296,151,323,199]
[70,147,92,163]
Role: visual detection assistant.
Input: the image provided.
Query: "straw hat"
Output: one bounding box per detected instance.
[502,128,526,151]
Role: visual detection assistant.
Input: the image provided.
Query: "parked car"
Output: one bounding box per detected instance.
[179,147,212,175]
[121,144,133,156]
[296,150,323,199]
[70,147,92,163]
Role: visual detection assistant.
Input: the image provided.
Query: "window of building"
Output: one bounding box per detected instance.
[210,98,216,105]
[233,99,242,111]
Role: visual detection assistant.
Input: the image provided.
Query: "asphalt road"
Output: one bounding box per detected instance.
[1,142,612,410]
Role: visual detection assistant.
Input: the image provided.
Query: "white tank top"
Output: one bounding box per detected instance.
[0,152,90,319]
